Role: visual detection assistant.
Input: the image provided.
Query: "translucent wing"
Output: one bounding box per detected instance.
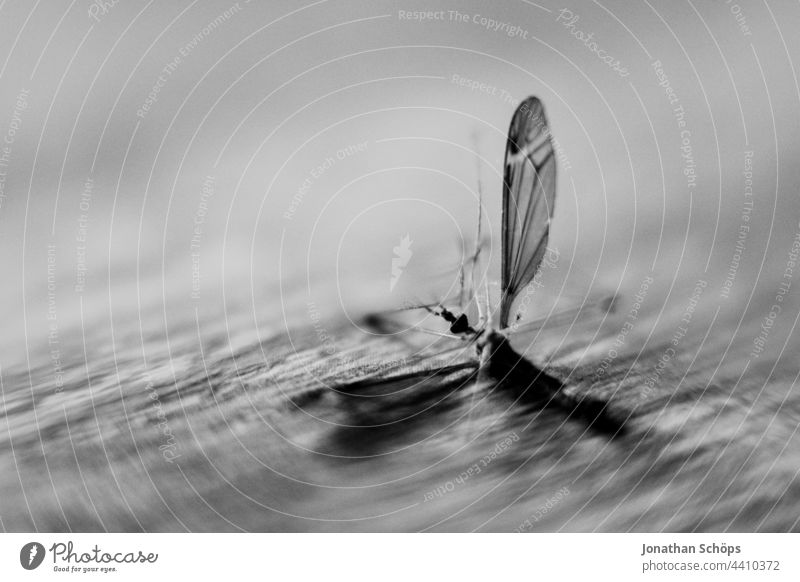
[500,96,557,328]
[504,294,617,336]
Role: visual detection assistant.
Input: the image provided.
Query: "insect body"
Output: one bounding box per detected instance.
[419,96,559,372]
[369,96,623,434]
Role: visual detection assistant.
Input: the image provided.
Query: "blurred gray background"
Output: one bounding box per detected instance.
[0,0,798,340]
[1,0,800,531]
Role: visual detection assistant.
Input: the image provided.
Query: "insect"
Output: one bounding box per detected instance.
[366,96,624,434]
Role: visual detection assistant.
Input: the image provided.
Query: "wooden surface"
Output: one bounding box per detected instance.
[2,284,798,532]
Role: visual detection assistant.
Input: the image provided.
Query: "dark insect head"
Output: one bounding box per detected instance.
[426,304,476,336]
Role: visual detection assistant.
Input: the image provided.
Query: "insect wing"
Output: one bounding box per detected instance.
[504,294,617,336]
[500,96,557,328]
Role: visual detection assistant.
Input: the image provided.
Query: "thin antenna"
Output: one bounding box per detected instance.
[453,236,466,311]
[473,132,484,261]
[466,134,487,444]
[458,260,466,310]
[474,276,485,327]
[470,131,485,325]
[484,277,493,331]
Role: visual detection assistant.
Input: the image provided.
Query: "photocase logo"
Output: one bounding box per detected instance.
[390,234,413,291]
[20,542,45,570]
